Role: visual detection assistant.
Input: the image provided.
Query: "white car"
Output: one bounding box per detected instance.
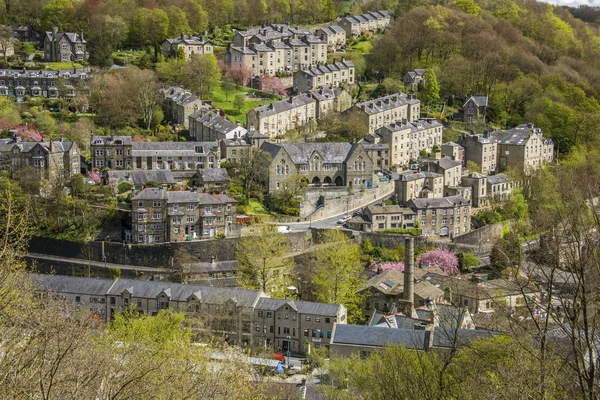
[337,215,350,224]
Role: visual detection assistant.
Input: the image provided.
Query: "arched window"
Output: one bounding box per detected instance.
[285,165,289,175]
[276,165,280,175]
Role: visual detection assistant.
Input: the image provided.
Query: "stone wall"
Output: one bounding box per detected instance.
[28,231,311,268]
[300,180,394,219]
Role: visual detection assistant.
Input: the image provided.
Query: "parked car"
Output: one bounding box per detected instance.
[337,215,351,224]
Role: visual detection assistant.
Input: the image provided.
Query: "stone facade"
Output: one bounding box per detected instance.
[246,94,316,138]
[131,188,237,243]
[486,173,513,202]
[91,137,219,171]
[362,204,416,231]
[350,93,421,134]
[292,59,355,93]
[421,157,463,189]
[222,24,327,77]
[44,27,87,62]
[0,139,80,185]
[34,274,347,354]
[459,133,497,175]
[314,25,346,49]
[407,195,472,239]
[460,172,488,208]
[161,34,213,60]
[308,87,352,119]
[162,86,207,129]
[441,142,464,164]
[189,110,247,141]
[463,95,487,124]
[260,142,374,193]
[395,171,444,204]
[0,68,90,99]
[362,143,390,171]
[338,10,392,37]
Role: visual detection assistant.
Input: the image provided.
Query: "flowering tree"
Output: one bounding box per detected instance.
[14,125,43,141]
[416,248,459,275]
[370,261,405,273]
[260,76,287,96]
[87,171,102,185]
[228,64,253,86]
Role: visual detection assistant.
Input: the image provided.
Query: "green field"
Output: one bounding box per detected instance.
[208,83,277,125]
[40,62,85,70]
[350,40,373,54]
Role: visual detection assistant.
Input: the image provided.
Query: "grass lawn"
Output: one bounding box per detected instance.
[208,83,278,125]
[349,40,373,54]
[42,62,85,70]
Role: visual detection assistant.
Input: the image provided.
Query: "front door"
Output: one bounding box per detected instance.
[209,228,215,237]
[148,234,153,243]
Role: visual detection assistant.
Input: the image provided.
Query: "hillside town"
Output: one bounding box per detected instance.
[0,0,598,398]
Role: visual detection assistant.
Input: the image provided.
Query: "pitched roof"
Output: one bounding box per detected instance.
[131,141,218,157]
[463,95,488,108]
[398,171,443,182]
[486,173,511,185]
[356,93,419,115]
[31,274,115,296]
[92,135,133,146]
[260,142,361,165]
[250,94,316,118]
[107,170,175,186]
[490,124,549,146]
[332,324,428,349]
[432,327,497,348]
[255,298,341,316]
[365,204,415,216]
[197,168,230,183]
[45,31,85,44]
[408,195,470,210]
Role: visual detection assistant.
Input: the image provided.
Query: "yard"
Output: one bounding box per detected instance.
[208,83,278,125]
[348,40,373,54]
[43,62,86,70]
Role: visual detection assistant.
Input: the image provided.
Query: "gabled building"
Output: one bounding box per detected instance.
[308,86,352,119]
[421,157,463,189]
[43,27,87,62]
[106,170,176,193]
[162,86,207,129]
[0,139,80,184]
[486,173,513,202]
[246,94,316,138]
[292,59,355,93]
[131,188,237,243]
[407,195,471,238]
[338,10,392,37]
[350,93,421,134]
[0,68,90,99]
[360,204,417,232]
[441,142,464,165]
[161,34,213,60]
[459,133,497,175]
[463,95,488,124]
[192,168,231,194]
[395,171,444,204]
[260,141,374,193]
[460,172,488,208]
[11,26,43,44]
[403,69,426,91]
[189,110,247,141]
[490,123,554,174]
[314,25,346,49]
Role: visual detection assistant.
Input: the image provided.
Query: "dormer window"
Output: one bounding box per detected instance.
[195,145,204,154]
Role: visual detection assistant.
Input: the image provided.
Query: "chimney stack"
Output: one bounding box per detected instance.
[403,236,415,315]
[211,255,216,263]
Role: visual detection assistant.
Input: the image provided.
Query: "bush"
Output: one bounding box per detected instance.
[117,181,133,194]
[457,252,479,271]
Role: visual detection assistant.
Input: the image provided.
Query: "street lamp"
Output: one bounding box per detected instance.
[286,336,291,369]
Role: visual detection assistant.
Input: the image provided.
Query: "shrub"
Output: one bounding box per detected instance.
[416,248,459,275]
[457,252,479,271]
[117,181,133,194]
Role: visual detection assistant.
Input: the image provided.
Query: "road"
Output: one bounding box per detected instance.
[285,194,394,233]
[26,252,167,273]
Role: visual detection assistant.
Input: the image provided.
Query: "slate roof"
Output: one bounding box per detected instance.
[251,94,316,118]
[408,195,470,210]
[107,170,175,186]
[197,168,230,183]
[308,86,345,101]
[131,187,168,201]
[332,324,428,349]
[398,171,443,182]
[131,141,218,157]
[425,157,462,170]
[164,35,210,46]
[255,298,342,316]
[133,188,236,204]
[365,204,415,216]
[463,95,488,108]
[356,93,419,115]
[487,173,511,185]
[319,26,345,36]
[299,60,354,79]
[189,111,245,137]
[45,31,86,44]
[31,274,115,296]
[91,135,133,145]
[433,327,497,348]
[0,69,89,79]
[0,140,75,154]
[490,124,549,146]
[442,142,462,148]
[260,141,360,165]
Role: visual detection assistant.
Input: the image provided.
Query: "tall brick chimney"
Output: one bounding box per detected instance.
[403,236,415,315]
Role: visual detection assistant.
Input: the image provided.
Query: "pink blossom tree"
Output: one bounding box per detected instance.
[228,64,253,86]
[14,124,43,141]
[416,248,459,275]
[260,76,287,96]
[87,170,102,185]
[370,261,405,273]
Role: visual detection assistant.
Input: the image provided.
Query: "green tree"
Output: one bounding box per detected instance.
[230,147,271,201]
[334,112,368,143]
[455,0,480,15]
[184,54,221,99]
[233,92,246,113]
[222,72,235,101]
[457,252,479,271]
[246,0,268,26]
[502,189,528,221]
[313,230,364,323]
[145,180,162,188]
[156,58,187,85]
[421,68,440,111]
[490,230,523,272]
[466,160,481,173]
[166,6,191,38]
[88,14,128,68]
[40,0,73,31]
[129,8,169,57]
[270,174,307,215]
[236,225,295,297]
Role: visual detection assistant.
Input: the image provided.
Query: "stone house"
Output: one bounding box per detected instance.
[403,69,426,91]
[486,173,513,202]
[0,68,90,99]
[460,172,489,208]
[222,24,327,77]
[260,141,374,193]
[252,298,347,353]
[441,142,464,165]
[350,93,421,134]
[192,168,231,194]
[360,204,417,231]
[308,87,352,119]
[361,143,390,171]
[459,133,497,175]
[368,118,442,167]
[463,95,488,124]
[44,27,87,62]
[421,157,463,189]
[246,94,316,138]
[292,59,355,93]
[338,10,391,37]
[0,139,80,185]
[91,138,219,171]
[11,26,43,44]
[33,274,346,354]
[131,188,237,243]
[490,123,554,175]
[162,86,207,129]
[314,25,346,49]
[106,170,176,193]
[395,171,444,204]
[407,195,471,238]
[161,34,213,60]
[188,110,247,141]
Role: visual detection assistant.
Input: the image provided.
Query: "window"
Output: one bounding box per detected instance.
[312,329,316,337]
[304,329,308,336]
[283,327,290,334]
[75,296,81,303]
[152,212,161,220]
[258,311,263,317]
[327,331,331,339]
[153,201,161,207]
[95,149,103,156]
[186,215,195,223]
[315,317,321,322]
[325,318,330,324]
[256,324,260,332]
[267,312,272,318]
[306,315,311,321]
[205,205,212,212]
[186,204,194,211]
